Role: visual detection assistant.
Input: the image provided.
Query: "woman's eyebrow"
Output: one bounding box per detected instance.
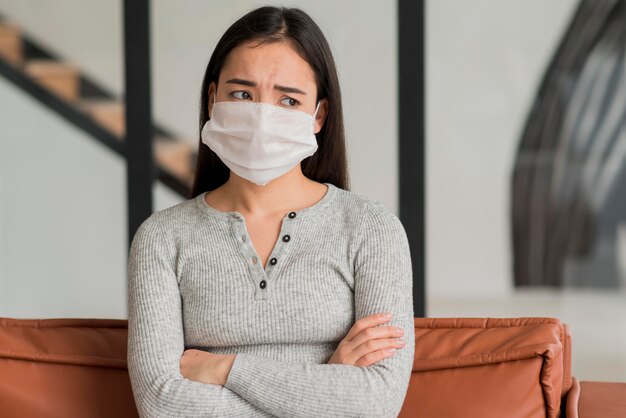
[225,78,307,95]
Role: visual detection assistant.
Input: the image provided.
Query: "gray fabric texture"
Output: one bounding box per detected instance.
[127,181,415,418]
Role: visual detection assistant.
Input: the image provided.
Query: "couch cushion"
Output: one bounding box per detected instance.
[0,317,138,418]
[578,380,626,418]
[399,317,568,418]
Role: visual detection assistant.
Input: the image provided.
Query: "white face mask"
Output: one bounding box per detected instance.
[201,98,322,186]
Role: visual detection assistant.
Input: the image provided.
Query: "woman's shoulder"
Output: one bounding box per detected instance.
[132,196,205,241]
[332,185,399,224]
[330,185,407,244]
[333,186,410,261]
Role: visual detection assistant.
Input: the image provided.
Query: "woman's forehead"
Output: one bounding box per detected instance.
[221,41,316,89]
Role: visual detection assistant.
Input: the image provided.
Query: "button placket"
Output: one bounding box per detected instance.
[269,212,297,286]
[231,210,298,299]
[263,214,294,285]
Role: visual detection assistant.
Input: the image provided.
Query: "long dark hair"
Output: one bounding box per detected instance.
[190,6,349,198]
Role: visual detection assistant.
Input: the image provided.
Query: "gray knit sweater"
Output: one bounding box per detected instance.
[127,181,415,418]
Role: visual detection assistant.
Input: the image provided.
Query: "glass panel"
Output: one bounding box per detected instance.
[427,0,626,381]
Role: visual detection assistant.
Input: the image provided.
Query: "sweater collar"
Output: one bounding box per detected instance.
[195,182,337,220]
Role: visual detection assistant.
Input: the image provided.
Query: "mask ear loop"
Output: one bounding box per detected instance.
[313,99,322,119]
[312,99,323,136]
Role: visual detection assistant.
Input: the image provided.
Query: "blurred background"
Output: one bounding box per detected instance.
[0,0,624,382]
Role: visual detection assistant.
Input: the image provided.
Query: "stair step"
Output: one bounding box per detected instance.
[0,21,23,66]
[0,18,194,193]
[77,99,125,138]
[24,59,80,103]
[154,139,196,185]
[77,100,196,185]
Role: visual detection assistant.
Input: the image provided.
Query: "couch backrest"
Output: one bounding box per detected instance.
[398,317,572,418]
[0,316,573,418]
[0,317,138,418]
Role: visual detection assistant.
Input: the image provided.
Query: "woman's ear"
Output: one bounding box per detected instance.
[207,82,217,118]
[314,98,329,134]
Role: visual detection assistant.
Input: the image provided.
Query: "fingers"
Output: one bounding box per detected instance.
[350,323,404,349]
[333,312,407,367]
[350,330,407,367]
[354,347,398,367]
[343,312,393,342]
[351,335,405,362]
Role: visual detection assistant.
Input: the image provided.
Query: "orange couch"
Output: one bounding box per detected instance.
[0,316,624,417]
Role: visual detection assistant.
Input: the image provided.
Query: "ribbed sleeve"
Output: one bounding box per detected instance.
[222,200,416,418]
[127,215,275,418]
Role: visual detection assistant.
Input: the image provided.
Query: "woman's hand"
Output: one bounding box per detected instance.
[327,312,406,367]
[180,349,236,386]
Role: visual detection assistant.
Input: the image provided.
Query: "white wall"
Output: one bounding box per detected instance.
[426,0,578,298]
[0,75,128,318]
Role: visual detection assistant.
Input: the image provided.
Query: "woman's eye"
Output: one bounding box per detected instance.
[279,97,299,107]
[231,91,252,100]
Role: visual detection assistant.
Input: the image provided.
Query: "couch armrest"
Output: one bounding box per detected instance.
[399,317,567,418]
[565,376,581,418]
[562,323,573,395]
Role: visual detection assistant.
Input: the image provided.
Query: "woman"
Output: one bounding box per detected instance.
[127,5,415,418]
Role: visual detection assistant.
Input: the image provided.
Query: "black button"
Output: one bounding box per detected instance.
[282,234,290,242]
[259,280,266,289]
[269,257,277,265]
[288,211,296,219]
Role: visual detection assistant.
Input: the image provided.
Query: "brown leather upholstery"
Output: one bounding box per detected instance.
[566,376,582,418]
[0,317,138,418]
[577,380,626,418]
[0,316,624,418]
[563,376,626,418]
[398,317,570,418]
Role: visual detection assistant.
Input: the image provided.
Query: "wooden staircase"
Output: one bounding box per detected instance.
[0,17,196,197]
